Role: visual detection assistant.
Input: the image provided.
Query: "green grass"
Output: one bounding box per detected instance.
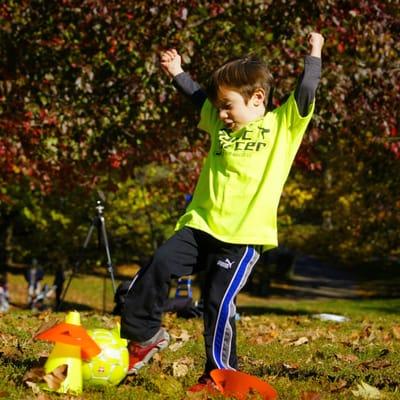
[1,271,400,399]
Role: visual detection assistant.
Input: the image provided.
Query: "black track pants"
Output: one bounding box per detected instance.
[121,227,260,372]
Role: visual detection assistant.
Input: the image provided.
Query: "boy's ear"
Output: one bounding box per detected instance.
[252,88,266,106]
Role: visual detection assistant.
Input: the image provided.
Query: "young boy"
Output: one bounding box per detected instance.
[121,32,324,388]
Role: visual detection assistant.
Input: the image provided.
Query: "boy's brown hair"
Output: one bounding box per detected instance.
[206,55,273,107]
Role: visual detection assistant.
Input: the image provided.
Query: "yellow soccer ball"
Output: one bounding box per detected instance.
[82,326,129,386]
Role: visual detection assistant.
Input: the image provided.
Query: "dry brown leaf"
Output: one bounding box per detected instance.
[37,309,53,321]
[171,329,191,342]
[292,336,309,346]
[172,362,189,378]
[361,325,376,342]
[169,342,184,352]
[252,331,279,345]
[280,337,293,345]
[0,333,18,345]
[330,379,349,392]
[349,331,361,343]
[25,381,41,394]
[358,359,392,370]
[0,391,9,398]
[335,353,359,362]
[124,374,137,384]
[43,373,63,390]
[51,364,68,380]
[33,319,60,338]
[392,326,400,340]
[0,333,20,358]
[300,392,321,400]
[23,367,45,383]
[383,332,392,342]
[151,352,162,368]
[24,364,68,392]
[36,394,53,400]
[283,362,299,371]
[172,357,194,378]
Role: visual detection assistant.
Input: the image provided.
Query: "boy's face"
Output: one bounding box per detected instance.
[215,86,265,131]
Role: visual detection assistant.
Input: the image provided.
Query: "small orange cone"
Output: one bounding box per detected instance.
[210,369,278,400]
[37,322,100,360]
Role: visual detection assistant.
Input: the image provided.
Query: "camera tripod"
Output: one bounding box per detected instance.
[57,199,117,312]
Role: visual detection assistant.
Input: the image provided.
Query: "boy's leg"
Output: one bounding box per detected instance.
[121,227,205,342]
[121,227,207,374]
[202,243,261,373]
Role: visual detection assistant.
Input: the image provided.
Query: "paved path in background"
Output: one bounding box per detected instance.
[269,255,360,299]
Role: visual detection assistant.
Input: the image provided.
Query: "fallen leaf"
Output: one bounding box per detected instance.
[25,381,41,394]
[0,333,20,358]
[43,373,63,390]
[282,362,299,371]
[171,329,191,342]
[392,326,400,340]
[170,329,192,351]
[251,331,279,345]
[169,342,184,352]
[358,359,391,370]
[172,362,188,378]
[50,364,68,381]
[300,392,321,400]
[152,352,161,363]
[352,381,381,399]
[38,310,53,321]
[23,367,45,383]
[36,394,53,400]
[172,357,194,378]
[330,379,349,392]
[33,319,59,338]
[292,337,309,346]
[0,391,9,398]
[335,353,359,362]
[23,364,68,392]
[361,325,376,342]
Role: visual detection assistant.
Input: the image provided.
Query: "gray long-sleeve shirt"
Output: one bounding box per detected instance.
[173,55,321,117]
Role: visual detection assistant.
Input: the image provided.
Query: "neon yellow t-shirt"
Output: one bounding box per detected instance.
[175,92,315,249]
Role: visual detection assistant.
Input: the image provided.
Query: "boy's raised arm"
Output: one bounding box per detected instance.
[160,49,184,78]
[294,32,324,117]
[160,49,207,109]
[308,32,324,59]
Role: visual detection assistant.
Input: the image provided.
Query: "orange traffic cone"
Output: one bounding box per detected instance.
[210,369,278,400]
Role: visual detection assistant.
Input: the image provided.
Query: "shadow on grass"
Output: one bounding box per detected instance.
[353,299,400,315]
[237,305,312,316]
[8,300,99,313]
[0,353,45,373]
[56,301,98,312]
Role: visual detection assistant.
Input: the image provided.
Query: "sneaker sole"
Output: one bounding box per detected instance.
[127,337,169,375]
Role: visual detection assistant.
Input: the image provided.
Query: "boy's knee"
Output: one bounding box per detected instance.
[151,246,173,274]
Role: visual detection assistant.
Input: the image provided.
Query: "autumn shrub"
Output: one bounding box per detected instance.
[0,0,398,272]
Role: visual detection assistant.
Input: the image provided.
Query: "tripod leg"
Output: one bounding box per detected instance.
[57,222,96,311]
[99,216,117,294]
